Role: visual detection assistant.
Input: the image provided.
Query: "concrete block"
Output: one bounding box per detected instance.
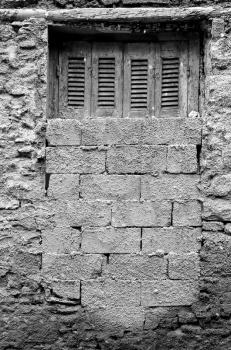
[112,201,171,227]
[42,226,81,254]
[82,279,140,307]
[167,145,197,173]
[81,119,106,146]
[107,146,167,174]
[102,254,167,280]
[173,200,202,227]
[143,118,202,145]
[43,253,104,280]
[81,118,202,146]
[85,306,144,332]
[141,280,198,306]
[47,119,81,146]
[47,174,79,200]
[80,175,140,200]
[46,147,105,174]
[49,279,80,300]
[168,253,200,280]
[54,200,111,227]
[82,227,140,253]
[142,227,201,254]
[141,174,200,201]
[82,118,144,146]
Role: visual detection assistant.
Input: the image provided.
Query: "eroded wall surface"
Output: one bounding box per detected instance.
[1,2,231,350]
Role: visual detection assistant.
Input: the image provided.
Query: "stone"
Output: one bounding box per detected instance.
[168,253,200,280]
[47,119,81,146]
[167,145,198,174]
[107,145,167,174]
[43,253,104,280]
[211,18,225,39]
[54,200,111,227]
[173,200,202,227]
[82,279,140,307]
[141,174,200,201]
[49,279,80,299]
[19,39,36,49]
[144,307,179,330]
[142,227,201,254]
[207,75,231,108]
[80,174,140,200]
[141,280,198,306]
[202,221,224,232]
[124,0,169,3]
[47,174,80,199]
[208,174,231,197]
[112,201,171,227]
[46,147,106,174]
[203,199,231,222]
[81,117,202,146]
[225,223,231,234]
[178,310,197,324]
[85,306,144,332]
[81,226,140,253]
[102,254,167,280]
[42,226,81,254]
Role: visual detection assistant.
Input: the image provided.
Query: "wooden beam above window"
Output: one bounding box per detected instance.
[0,7,228,24]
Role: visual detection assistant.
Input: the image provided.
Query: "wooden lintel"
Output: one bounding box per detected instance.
[0,7,228,23]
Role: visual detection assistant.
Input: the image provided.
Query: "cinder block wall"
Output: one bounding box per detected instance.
[1,1,231,349]
[45,117,202,311]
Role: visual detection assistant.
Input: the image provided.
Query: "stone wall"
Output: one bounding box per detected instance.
[1,4,231,350]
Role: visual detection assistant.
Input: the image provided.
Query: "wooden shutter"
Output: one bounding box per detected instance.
[188,36,200,114]
[123,43,155,118]
[91,43,123,118]
[59,42,91,119]
[155,41,188,118]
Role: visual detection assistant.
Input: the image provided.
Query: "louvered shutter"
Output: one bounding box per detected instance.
[123,43,155,118]
[59,42,91,119]
[155,41,188,118]
[91,43,123,118]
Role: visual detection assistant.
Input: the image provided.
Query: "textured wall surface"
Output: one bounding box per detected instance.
[1,2,231,350]
[0,0,231,8]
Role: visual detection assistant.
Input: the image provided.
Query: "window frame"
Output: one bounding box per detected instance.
[48,28,200,120]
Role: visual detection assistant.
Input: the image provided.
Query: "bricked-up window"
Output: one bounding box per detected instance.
[53,34,199,119]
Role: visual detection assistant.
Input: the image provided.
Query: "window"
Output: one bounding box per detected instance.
[50,31,199,119]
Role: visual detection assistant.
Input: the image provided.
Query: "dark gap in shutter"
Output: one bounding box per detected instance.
[98,57,115,107]
[131,59,148,110]
[68,57,85,107]
[161,57,179,108]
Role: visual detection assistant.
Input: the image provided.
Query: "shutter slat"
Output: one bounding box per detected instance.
[131,59,148,110]
[161,57,179,109]
[98,57,115,108]
[67,57,85,108]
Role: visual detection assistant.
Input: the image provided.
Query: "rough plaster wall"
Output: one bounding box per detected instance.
[1,5,231,350]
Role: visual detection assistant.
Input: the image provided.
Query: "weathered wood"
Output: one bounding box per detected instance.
[47,41,59,119]
[59,41,91,119]
[91,42,123,118]
[188,38,200,113]
[123,43,155,118]
[0,7,227,24]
